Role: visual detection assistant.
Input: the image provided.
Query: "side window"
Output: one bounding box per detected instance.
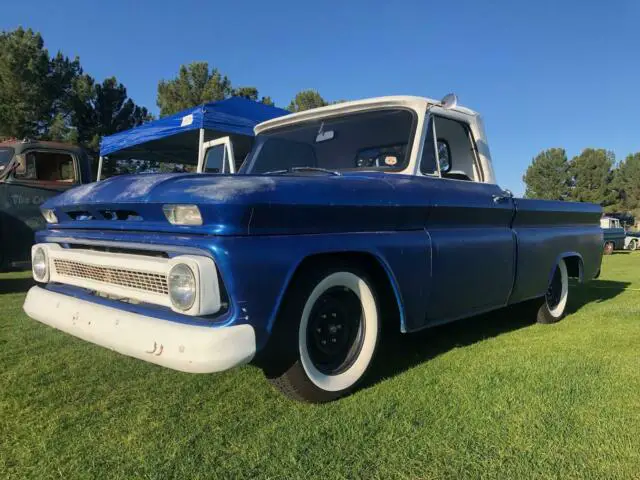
[419,118,438,175]
[432,116,481,182]
[15,151,77,183]
[201,136,236,173]
[204,144,226,173]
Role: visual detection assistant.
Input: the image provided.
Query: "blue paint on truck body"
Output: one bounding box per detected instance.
[39,171,603,351]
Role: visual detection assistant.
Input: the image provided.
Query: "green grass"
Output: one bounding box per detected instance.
[1,254,639,479]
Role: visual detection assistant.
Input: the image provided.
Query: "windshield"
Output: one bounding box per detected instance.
[243,108,416,174]
[0,147,14,172]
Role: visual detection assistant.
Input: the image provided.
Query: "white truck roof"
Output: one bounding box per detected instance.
[255,96,479,134]
[254,95,495,184]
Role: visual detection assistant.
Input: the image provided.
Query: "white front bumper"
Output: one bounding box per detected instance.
[23,286,256,373]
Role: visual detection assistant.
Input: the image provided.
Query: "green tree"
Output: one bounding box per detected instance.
[71,76,150,152]
[232,86,259,101]
[157,63,273,116]
[523,148,571,200]
[48,51,83,121]
[46,113,78,143]
[0,27,145,154]
[0,28,80,138]
[232,87,274,106]
[156,62,233,116]
[612,153,640,214]
[260,96,274,106]
[287,90,328,112]
[568,148,616,208]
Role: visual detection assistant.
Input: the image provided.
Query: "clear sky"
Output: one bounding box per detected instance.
[3,0,639,193]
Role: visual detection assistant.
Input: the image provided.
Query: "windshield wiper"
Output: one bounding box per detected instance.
[292,167,341,176]
[262,167,342,176]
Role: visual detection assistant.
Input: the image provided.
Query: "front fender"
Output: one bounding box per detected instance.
[211,230,431,347]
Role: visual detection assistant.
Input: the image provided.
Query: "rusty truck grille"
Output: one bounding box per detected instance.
[53,259,169,295]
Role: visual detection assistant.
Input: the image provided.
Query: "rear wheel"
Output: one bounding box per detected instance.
[264,265,381,403]
[629,239,638,251]
[536,259,569,324]
[603,242,614,255]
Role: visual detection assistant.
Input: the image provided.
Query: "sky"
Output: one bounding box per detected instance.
[2,0,640,194]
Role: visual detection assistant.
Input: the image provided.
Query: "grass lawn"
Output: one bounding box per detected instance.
[1,254,639,479]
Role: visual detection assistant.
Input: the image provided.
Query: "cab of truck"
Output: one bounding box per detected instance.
[246,94,497,185]
[0,139,92,270]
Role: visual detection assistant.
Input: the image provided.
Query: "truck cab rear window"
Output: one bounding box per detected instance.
[15,151,77,183]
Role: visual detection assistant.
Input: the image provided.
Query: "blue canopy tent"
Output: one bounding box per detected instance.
[97,97,288,179]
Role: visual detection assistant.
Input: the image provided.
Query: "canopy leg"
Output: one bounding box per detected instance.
[97,156,104,181]
[197,128,205,173]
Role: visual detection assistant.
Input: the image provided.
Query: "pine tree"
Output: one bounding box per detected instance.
[523,148,571,200]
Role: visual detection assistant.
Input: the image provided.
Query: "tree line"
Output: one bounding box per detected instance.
[523,148,640,221]
[0,27,332,153]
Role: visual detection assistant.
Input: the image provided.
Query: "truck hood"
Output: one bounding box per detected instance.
[43,172,431,235]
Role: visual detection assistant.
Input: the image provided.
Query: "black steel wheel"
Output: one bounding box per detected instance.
[263,264,381,403]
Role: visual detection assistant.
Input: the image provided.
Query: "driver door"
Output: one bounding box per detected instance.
[199,137,236,173]
[419,115,516,325]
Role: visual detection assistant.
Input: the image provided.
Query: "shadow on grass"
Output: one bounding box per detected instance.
[566,279,630,314]
[0,277,34,295]
[364,278,630,388]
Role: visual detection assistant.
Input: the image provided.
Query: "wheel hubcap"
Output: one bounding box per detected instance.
[306,287,365,375]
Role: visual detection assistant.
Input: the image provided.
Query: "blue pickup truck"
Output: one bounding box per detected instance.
[23,95,603,402]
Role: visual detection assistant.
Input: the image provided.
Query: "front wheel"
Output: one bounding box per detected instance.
[264,266,381,403]
[536,259,569,324]
[629,239,638,251]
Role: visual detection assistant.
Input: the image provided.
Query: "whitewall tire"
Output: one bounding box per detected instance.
[537,259,569,324]
[298,272,379,392]
[265,265,381,403]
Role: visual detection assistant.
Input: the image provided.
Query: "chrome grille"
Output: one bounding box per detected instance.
[53,259,168,295]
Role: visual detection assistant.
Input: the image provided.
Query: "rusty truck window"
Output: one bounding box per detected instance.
[15,151,77,183]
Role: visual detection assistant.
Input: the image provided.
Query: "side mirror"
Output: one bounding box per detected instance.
[440,93,458,110]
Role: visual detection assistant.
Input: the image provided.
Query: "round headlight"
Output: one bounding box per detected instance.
[168,263,197,311]
[32,247,48,281]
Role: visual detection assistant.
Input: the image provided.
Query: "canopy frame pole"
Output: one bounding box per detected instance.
[97,156,104,181]
[196,128,205,173]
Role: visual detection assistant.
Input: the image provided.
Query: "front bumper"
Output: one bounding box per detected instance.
[23,286,256,373]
